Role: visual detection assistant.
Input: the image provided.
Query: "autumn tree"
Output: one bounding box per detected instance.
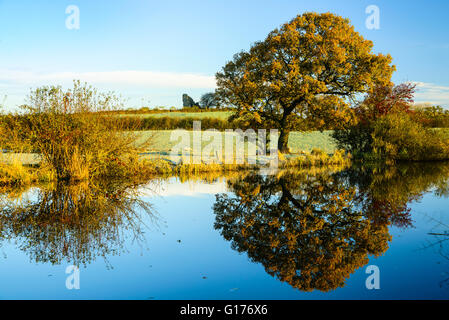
[355,83,416,124]
[216,12,395,152]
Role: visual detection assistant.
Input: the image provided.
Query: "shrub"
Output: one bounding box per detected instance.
[0,81,151,181]
[331,83,449,162]
[332,123,373,157]
[411,105,449,128]
[371,113,449,161]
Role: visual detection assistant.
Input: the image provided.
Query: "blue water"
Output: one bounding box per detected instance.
[0,175,448,300]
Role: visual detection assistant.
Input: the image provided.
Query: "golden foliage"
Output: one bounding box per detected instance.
[216,12,395,151]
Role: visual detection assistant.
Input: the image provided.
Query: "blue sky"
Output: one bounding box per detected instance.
[0,0,448,110]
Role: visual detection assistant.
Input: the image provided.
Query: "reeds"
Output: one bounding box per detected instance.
[0,158,55,186]
[280,149,351,169]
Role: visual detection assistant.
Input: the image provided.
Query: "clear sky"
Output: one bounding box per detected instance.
[1,0,448,110]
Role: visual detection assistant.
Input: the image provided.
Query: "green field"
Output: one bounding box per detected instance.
[135,130,337,155]
[0,153,41,165]
[10,127,449,165]
[1,130,337,165]
[118,111,337,153]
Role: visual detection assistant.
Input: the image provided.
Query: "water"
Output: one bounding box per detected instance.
[0,163,449,299]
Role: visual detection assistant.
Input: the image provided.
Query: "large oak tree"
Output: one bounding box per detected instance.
[213,171,392,292]
[216,12,396,152]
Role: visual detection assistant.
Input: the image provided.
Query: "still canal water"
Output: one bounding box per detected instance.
[0,163,448,299]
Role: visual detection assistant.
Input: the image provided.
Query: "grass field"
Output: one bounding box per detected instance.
[0,153,41,165]
[135,130,337,154]
[2,130,337,165]
[120,111,337,153]
[119,111,337,153]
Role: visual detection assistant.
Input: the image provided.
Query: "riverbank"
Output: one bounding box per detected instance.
[0,149,351,187]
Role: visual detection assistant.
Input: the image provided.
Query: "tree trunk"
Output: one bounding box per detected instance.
[277,104,296,153]
[278,128,290,153]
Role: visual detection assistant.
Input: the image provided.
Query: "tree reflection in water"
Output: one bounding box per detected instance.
[213,163,449,292]
[0,180,156,267]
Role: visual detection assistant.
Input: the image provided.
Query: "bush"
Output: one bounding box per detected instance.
[0,81,151,181]
[332,124,373,157]
[331,83,449,162]
[411,105,449,128]
[371,113,449,161]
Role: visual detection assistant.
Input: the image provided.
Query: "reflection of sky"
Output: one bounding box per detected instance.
[142,177,228,198]
[0,180,448,299]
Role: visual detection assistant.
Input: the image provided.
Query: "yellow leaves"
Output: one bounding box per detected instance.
[268,218,280,228]
[216,11,394,138]
[268,82,281,92]
[271,34,282,44]
[251,184,261,196]
[271,60,282,72]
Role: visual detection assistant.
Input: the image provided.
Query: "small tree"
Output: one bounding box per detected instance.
[216,12,395,152]
[200,92,217,109]
[333,83,417,156]
[355,83,416,124]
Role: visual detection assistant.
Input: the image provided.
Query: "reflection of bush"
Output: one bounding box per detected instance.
[213,163,449,292]
[0,180,155,266]
[342,162,449,227]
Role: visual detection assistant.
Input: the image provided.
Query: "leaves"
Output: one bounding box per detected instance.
[216,12,395,151]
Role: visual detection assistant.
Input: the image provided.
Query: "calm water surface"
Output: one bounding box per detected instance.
[0,164,449,299]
